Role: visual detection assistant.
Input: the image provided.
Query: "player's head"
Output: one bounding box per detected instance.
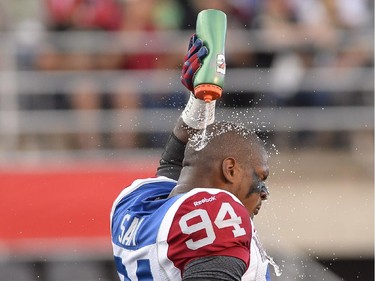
[182,121,269,216]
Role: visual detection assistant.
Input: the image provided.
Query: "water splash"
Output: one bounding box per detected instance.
[193,127,209,151]
[189,118,255,151]
[189,101,282,159]
[267,253,283,276]
[189,103,211,151]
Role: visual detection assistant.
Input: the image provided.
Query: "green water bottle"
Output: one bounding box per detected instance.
[194,9,227,103]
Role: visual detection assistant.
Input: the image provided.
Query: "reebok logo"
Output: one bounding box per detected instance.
[193,196,216,207]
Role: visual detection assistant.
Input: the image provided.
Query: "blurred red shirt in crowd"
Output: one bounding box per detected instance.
[45,0,123,30]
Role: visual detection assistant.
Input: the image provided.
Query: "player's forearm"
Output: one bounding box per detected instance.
[156,117,199,181]
[173,116,198,144]
[174,89,217,143]
[156,131,186,180]
[182,256,246,281]
[157,93,216,179]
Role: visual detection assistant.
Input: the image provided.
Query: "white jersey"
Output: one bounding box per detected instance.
[242,220,271,281]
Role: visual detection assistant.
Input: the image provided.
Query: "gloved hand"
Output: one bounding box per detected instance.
[180,34,208,92]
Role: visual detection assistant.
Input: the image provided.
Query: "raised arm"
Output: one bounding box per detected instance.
[156,35,216,180]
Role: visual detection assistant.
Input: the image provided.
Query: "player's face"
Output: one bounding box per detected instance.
[252,186,269,217]
[236,153,269,216]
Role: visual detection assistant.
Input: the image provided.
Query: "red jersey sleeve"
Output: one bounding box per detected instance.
[164,188,252,273]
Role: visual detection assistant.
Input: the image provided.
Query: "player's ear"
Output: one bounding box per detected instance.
[222,157,238,184]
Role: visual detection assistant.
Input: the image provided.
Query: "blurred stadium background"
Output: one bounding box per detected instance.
[0,0,373,280]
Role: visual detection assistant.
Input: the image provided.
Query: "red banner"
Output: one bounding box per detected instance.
[0,162,157,252]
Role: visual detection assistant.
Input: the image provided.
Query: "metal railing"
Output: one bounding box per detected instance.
[0,29,373,162]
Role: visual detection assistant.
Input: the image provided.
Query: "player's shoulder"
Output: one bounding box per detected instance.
[130,176,177,192]
[187,187,242,202]
[116,176,176,199]
[181,187,246,212]
[110,176,177,217]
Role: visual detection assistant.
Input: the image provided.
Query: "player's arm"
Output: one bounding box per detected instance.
[157,35,215,180]
[182,256,246,281]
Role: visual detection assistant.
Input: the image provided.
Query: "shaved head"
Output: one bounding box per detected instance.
[184,122,266,170]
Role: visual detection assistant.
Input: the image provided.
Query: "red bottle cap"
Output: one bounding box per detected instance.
[194,84,222,103]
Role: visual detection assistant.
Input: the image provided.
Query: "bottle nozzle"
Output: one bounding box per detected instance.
[203,94,213,103]
[194,84,222,103]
